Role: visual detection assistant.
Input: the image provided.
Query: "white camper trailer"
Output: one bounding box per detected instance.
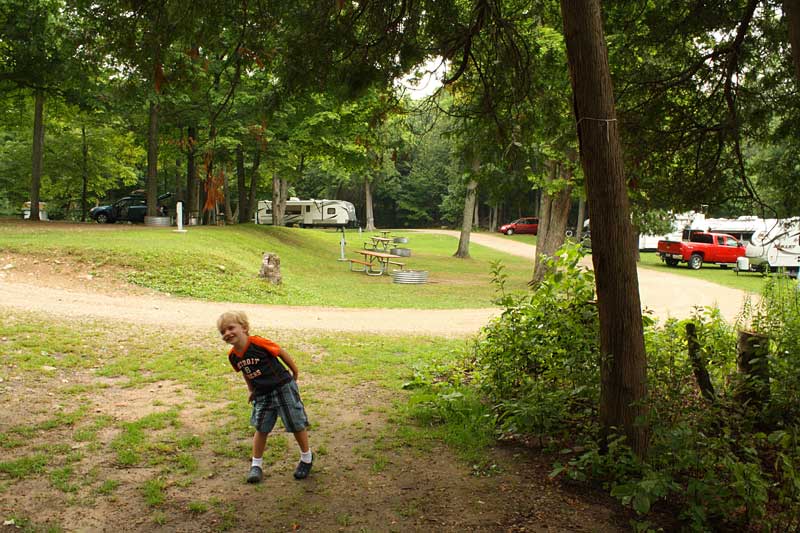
[744,217,800,273]
[698,215,776,243]
[254,198,358,228]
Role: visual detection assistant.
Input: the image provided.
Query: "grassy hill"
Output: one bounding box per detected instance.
[0,221,535,309]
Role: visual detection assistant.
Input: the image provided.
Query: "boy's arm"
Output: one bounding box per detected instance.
[242,374,255,402]
[277,348,300,381]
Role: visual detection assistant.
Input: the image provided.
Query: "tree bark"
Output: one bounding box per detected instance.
[364,177,376,231]
[561,0,649,456]
[236,144,247,223]
[223,165,233,224]
[575,196,586,241]
[532,160,573,285]
[146,100,159,217]
[174,158,182,207]
[735,331,771,409]
[29,90,45,222]
[272,173,286,226]
[785,0,800,81]
[186,126,197,223]
[81,125,88,222]
[248,148,261,222]
[454,179,478,258]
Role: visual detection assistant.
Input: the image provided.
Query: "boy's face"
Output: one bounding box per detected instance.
[220,321,248,347]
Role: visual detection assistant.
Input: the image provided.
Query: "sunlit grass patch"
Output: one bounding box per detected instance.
[0,454,47,478]
[141,477,166,507]
[111,410,180,466]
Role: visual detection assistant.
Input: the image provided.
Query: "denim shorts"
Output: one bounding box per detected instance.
[250,380,309,434]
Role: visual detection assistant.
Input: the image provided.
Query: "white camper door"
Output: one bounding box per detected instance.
[255,200,273,224]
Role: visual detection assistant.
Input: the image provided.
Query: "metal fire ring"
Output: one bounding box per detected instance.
[391,270,428,284]
[389,247,412,257]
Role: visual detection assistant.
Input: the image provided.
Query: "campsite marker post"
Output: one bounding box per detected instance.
[174,202,188,233]
[337,227,348,261]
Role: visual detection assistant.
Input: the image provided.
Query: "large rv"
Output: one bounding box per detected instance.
[254,198,358,228]
[689,215,777,243]
[744,217,800,273]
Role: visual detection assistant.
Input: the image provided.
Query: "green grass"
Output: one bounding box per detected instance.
[636,250,767,293]
[0,454,47,478]
[0,222,534,309]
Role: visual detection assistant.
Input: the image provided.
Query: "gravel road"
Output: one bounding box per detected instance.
[0,229,750,336]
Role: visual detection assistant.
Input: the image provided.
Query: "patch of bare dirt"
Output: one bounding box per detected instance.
[0,360,630,532]
[0,251,157,297]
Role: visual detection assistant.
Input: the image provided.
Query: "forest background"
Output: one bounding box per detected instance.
[1,0,797,231]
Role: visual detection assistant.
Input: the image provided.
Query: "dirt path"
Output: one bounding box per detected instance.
[418,229,751,323]
[0,230,749,338]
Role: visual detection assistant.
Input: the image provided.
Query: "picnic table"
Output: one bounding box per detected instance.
[368,236,393,251]
[376,230,392,238]
[349,249,405,276]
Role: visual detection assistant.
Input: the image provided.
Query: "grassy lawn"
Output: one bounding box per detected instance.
[0,221,535,309]
[636,249,768,294]
[0,309,474,531]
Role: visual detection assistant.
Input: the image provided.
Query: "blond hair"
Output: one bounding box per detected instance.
[217,311,249,334]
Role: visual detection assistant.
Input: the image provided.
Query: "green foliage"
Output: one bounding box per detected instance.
[408,243,800,529]
[0,454,47,478]
[476,243,599,439]
[141,478,166,507]
[739,275,800,423]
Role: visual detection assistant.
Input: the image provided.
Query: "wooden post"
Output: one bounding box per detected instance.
[735,331,770,408]
[685,323,715,401]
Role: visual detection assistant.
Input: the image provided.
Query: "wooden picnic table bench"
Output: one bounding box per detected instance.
[352,249,404,276]
[370,236,393,251]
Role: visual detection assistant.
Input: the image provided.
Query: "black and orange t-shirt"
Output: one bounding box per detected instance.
[228,336,292,395]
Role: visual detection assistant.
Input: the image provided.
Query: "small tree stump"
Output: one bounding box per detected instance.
[735,330,770,408]
[259,252,282,285]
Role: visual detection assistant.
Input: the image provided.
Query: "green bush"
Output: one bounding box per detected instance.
[409,243,800,530]
[475,244,600,441]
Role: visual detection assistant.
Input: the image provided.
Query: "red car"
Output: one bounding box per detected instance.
[499,217,539,235]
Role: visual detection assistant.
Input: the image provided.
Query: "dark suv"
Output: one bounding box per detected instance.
[90,193,172,223]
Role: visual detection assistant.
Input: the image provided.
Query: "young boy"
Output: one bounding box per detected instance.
[217,311,313,483]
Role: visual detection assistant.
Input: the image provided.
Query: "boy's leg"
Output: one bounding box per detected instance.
[253,430,268,458]
[248,430,269,484]
[293,429,309,453]
[293,429,313,479]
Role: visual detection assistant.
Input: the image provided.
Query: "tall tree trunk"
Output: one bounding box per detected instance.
[29,90,45,222]
[248,148,261,222]
[236,144,248,223]
[186,126,197,222]
[786,0,800,81]
[575,196,586,241]
[473,199,480,227]
[146,100,159,217]
[223,165,233,223]
[532,160,573,285]
[174,158,182,207]
[272,173,286,226]
[454,179,478,258]
[364,177,375,230]
[561,0,649,457]
[81,125,88,222]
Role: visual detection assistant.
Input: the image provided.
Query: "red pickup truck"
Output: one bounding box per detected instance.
[657,232,745,270]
